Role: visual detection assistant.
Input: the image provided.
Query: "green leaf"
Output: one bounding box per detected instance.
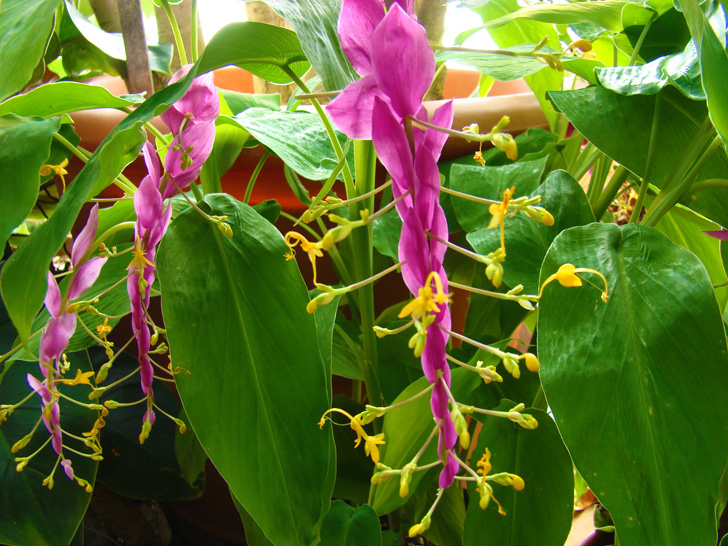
[371,369,482,515]
[0,351,98,546]
[469,0,648,32]
[408,484,465,546]
[674,0,728,148]
[220,89,281,115]
[0,0,60,102]
[623,7,692,62]
[233,493,276,546]
[92,349,203,501]
[0,64,202,343]
[463,403,574,546]
[469,0,564,127]
[262,0,358,91]
[200,116,248,194]
[64,1,172,74]
[435,45,552,82]
[654,204,728,310]
[319,500,382,546]
[449,157,548,233]
[548,85,728,227]
[539,223,728,546]
[468,170,595,294]
[0,82,142,118]
[198,22,310,85]
[175,409,207,488]
[329,395,372,504]
[0,115,61,246]
[232,108,354,181]
[596,41,704,99]
[157,194,333,546]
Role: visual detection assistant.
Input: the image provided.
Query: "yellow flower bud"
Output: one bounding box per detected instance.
[520,353,540,373]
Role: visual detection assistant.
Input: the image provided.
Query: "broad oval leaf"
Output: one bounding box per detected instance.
[539,222,728,546]
[0,115,61,246]
[0,0,59,102]
[319,500,382,546]
[0,82,144,118]
[464,403,574,546]
[231,108,354,181]
[198,22,310,85]
[157,194,333,546]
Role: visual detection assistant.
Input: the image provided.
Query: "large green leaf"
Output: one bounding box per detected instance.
[435,46,551,82]
[468,170,595,294]
[463,403,573,546]
[370,369,482,515]
[157,194,333,546]
[449,157,548,233]
[0,115,61,246]
[674,0,728,148]
[548,85,728,227]
[0,351,98,546]
[0,64,205,343]
[232,108,354,181]
[0,0,60,102]
[197,22,310,85]
[319,500,382,546]
[539,223,728,546]
[464,0,650,32]
[655,204,728,310]
[0,82,143,118]
[262,0,357,91]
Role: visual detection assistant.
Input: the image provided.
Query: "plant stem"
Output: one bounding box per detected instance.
[243,151,270,204]
[628,13,656,66]
[52,132,137,195]
[190,0,199,63]
[159,0,188,66]
[282,67,355,197]
[629,94,663,222]
[593,165,629,221]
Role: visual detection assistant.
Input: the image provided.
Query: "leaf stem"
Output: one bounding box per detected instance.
[159,0,188,66]
[243,151,270,204]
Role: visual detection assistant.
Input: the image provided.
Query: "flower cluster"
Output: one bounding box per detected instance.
[128,66,219,442]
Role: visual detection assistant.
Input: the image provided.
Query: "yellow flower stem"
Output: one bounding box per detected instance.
[439,325,506,359]
[448,280,539,304]
[377,383,434,414]
[171,178,217,222]
[57,392,104,411]
[409,116,499,144]
[312,180,392,215]
[412,424,439,465]
[152,402,182,424]
[59,443,102,459]
[426,231,491,266]
[59,428,97,445]
[12,414,44,451]
[52,132,137,195]
[92,365,141,393]
[445,353,483,374]
[152,374,176,383]
[16,434,52,464]
[89,309,131,321]
[440,186,500,206]
[76,315,108,346]
[0,328,43,365]
[366,188,412,223]
[106,397,148,408]
[331,262,404,295]
[460,404,513,420]
[373,319,414,337]
[101,336,135,368]
[451,451,480,480]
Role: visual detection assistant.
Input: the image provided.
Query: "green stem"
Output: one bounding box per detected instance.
[587,153,612,206]
[190,0,199,63]
[592,165,629,221]
[689,178,728,193]
[282,67,355,196]
[243,151,270,204]
[350,140,382,408]
[190,182,204,202]
[642,117,717,226]
[52,133,137,195]
[628,13,656,66]
[160,0,188,66]
[630,92,662,223]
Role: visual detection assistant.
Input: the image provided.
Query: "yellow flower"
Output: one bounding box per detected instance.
[285,232,326,286]
[488,186,514,254]
[538,263,609,302]
[398,272,451,321]
[473,150,486,166]
[58,369,95,386]
[319,408,386,464]
[40,159,69,192]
